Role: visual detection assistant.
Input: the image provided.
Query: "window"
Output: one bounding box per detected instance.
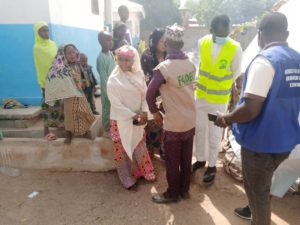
[91,0,99,15]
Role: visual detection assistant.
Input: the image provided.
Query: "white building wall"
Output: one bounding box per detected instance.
[0,0,50,24]
[48,0,104,30]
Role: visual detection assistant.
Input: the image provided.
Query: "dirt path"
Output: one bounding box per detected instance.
[0,157,299,225]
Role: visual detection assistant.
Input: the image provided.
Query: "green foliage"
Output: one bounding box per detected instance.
[191,0,277,25]
[131,0,182,31]
[173,0,180,8]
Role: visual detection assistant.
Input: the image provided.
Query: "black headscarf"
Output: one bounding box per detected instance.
[149,28,165,55]
[141,28,166,85]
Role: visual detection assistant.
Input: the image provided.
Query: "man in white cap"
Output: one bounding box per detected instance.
[146,23,196,203]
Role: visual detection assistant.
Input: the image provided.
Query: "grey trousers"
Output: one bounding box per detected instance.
[241,147,290,225]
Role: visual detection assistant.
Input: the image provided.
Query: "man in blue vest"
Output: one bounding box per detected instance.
[215,12,300,225]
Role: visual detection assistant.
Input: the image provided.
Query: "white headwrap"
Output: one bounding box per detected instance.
[108,45,150,160]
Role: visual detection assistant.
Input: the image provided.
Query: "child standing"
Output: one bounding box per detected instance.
[112,22,129,53]
[146,24,196,203]
[80,53,99,115]
[96,31,116,136]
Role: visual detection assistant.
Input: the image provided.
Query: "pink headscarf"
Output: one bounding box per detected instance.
[116,45,135,57]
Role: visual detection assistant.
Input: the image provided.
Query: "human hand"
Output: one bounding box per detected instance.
[214,111,229,128]
[153,112,163,126]
[132,113,147,126]
[138,112,148,125]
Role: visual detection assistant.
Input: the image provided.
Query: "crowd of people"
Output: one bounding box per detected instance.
[33,4,300,225]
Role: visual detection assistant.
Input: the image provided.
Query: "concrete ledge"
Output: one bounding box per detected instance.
[0,107,42,120]
[1,115,102,139]
[0,116,40,129]
[0,138,115,172]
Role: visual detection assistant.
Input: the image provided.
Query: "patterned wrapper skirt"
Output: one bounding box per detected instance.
[110,120,156,188]
[64,97,95,136]
[42,100,64,128]
[145,120,163,155]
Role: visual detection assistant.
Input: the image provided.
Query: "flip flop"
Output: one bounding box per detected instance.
[45,132,57,141]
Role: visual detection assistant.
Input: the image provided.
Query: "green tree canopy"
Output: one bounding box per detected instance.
[188,0,277,25]
[131,0,182,31]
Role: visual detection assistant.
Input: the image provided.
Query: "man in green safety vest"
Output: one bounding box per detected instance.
[192,15,243,184]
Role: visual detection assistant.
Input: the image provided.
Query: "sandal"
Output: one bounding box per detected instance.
[145,173,156,181]
[203,166,217,184]
[45,133,57,141]
[127,184,138,192]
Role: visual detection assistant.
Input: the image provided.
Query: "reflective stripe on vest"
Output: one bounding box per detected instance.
[196,83,232,95]
[196,35,239,104]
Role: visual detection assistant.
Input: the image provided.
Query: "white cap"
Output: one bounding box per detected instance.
[165,23,185,42]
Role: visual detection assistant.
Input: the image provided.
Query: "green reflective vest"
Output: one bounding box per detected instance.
[196,35,239,104]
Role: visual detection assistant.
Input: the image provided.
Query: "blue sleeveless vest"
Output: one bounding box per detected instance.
[232,45,300,153]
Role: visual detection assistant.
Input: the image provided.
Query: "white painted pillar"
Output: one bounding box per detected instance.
[104,0,113,32]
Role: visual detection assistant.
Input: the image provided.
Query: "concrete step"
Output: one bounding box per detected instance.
[0,106,42,120]
[0,137,115,172]
[0,116,41,129]
[1,115,103,139]
[0,106,42,128]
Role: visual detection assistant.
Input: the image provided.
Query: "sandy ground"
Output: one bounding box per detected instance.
[0,155,299,225]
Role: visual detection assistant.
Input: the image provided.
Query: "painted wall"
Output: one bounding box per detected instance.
[48,0,104,31]
[0,0,51,105]
[0,0,50,24]
[0,0,104,105]
[0,24,42,105]
[48,0,104,82]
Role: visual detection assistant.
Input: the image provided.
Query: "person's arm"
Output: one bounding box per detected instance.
[88,66,98,87]
[97,56,110,92]
[195,39,202,80]
[141,51,154,84]
[125,29,133,45]
[216,98,264,126]
[107,80,136,121]
[33,48,44,88]
[215,56,275,127]
[140,52,150,75]
[231,45,243,80]
[146,70,165,125]
[141,79,150,112]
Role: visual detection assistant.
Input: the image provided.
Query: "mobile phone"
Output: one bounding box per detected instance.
[208,113,217,122]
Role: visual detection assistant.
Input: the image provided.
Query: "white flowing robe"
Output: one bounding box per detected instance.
[107,67,149,160]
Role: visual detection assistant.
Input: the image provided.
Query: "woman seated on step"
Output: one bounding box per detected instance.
[45,44,95,144]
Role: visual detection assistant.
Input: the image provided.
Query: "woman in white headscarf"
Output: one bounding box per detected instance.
[107,45,155,190]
